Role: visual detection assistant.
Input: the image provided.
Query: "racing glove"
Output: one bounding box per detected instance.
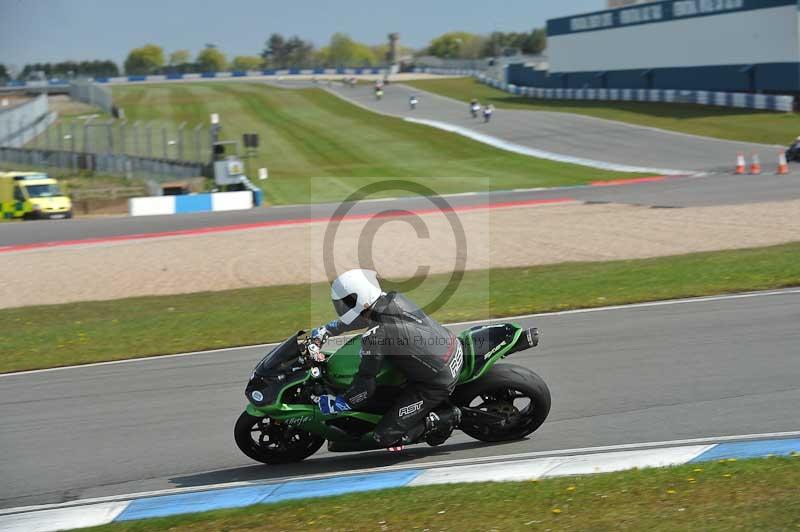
[308,327,331,362]
[318,394,351,415]
[311,326,330,345]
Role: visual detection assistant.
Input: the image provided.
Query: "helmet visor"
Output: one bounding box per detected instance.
[333,293,361,324]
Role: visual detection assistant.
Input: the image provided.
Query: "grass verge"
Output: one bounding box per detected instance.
[2,242,799,373]
[85,456,800,531]
[405,78,798,146]
[109,82,640,204]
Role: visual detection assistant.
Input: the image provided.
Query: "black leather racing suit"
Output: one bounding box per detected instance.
[317,292,463,446]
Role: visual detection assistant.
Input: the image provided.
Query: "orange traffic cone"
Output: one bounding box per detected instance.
[749,154,761,175]
[777,151,789,175]
[735,153,746,174]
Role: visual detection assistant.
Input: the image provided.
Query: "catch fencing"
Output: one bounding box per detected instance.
[0,88,212,181]
[24,117,213,163]
[0,146,206,186]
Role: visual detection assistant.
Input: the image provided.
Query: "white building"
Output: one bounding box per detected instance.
[529,0,799,93]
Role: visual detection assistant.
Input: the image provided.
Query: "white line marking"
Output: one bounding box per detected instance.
[2,287,798,378]
[403,117,687,175]
[2,430,798,516]
[395,82,783,150]
[445,287,800,327]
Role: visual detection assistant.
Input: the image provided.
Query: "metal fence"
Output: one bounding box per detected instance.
[0,146,207,187]
[69,80,113,113]
[27,118,213,163]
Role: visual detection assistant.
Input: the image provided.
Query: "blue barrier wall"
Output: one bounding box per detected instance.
[506,62,800,93]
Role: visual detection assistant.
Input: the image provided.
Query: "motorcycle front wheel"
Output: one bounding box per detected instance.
[234,411,325,464]
[453,364,551,442]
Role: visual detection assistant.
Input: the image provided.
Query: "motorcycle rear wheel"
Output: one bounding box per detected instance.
[234,411,325,464]
[453,364,551,442]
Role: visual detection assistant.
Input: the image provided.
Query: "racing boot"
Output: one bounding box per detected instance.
[424,405,461,446]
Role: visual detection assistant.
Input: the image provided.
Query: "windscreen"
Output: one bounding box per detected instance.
[254,333,302,375]
[24,184,61,198]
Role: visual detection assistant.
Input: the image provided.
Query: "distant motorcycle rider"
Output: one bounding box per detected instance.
[310,269,462,449]
[787,136,800,162]
[470,98,480,118]
[482,103,494,123]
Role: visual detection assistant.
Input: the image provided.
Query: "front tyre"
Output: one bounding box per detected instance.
[234,411,324,465]
[453,364,551,442]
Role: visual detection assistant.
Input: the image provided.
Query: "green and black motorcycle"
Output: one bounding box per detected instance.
[235,323,551,464]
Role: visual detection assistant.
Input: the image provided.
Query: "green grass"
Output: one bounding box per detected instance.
[2,242,800,373]
[406,77,799,146]
[84,456,800,531]
[108,82,641,204]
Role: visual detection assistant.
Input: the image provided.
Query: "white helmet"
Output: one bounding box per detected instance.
[331,269,383,324]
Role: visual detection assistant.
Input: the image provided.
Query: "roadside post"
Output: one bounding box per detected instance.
[242,132,259,178]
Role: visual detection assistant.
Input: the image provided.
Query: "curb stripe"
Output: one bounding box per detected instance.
[0,197,575,254]
[590,175,669,186]
[114,470,422,522]
[690,437,800,462]
[2,436,798,531]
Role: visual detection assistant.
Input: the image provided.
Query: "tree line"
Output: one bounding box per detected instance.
[122,33,408,75]
[13,60,119,80]
[3,28,546,80]
[426,29,546,60]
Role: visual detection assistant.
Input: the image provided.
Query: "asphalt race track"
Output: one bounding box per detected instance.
[3,80,800,248]
[328,82,785,173]
[3,171,800,248]
[2,289,798,509]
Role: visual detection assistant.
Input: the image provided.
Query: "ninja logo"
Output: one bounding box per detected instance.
[399,400,424,417]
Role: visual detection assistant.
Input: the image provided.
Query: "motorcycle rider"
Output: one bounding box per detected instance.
[787,136,800,161]
[470,98,480,118]
[482,103,494,123]
[309,269,462,449]
[409,94,419,109]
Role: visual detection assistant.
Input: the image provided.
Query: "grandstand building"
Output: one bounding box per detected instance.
[508,0,798,94]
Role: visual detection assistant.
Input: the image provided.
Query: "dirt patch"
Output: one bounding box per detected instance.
[2,200,800,309]
[47,95,100,116]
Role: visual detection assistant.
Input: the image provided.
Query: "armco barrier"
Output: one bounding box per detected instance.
[129,190,254,217]
[413,68,795,113]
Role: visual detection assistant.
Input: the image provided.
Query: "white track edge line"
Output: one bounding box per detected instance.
[2,429,798,516]
[2,287,798,378]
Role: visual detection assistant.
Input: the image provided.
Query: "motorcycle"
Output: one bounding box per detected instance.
[235,323,551,464]
[786,144,800,162]
[409,97,418,110]
[375,89,384,101]
[483,107,493,123]
[470,103,480,118]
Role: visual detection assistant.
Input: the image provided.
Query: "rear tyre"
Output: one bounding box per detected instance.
[234,411,324,465]
[452,364,551,443]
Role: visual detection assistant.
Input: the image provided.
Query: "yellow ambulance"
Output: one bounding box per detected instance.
[0,172,73,220]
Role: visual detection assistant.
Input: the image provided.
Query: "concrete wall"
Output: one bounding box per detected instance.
[0,94,55,147]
